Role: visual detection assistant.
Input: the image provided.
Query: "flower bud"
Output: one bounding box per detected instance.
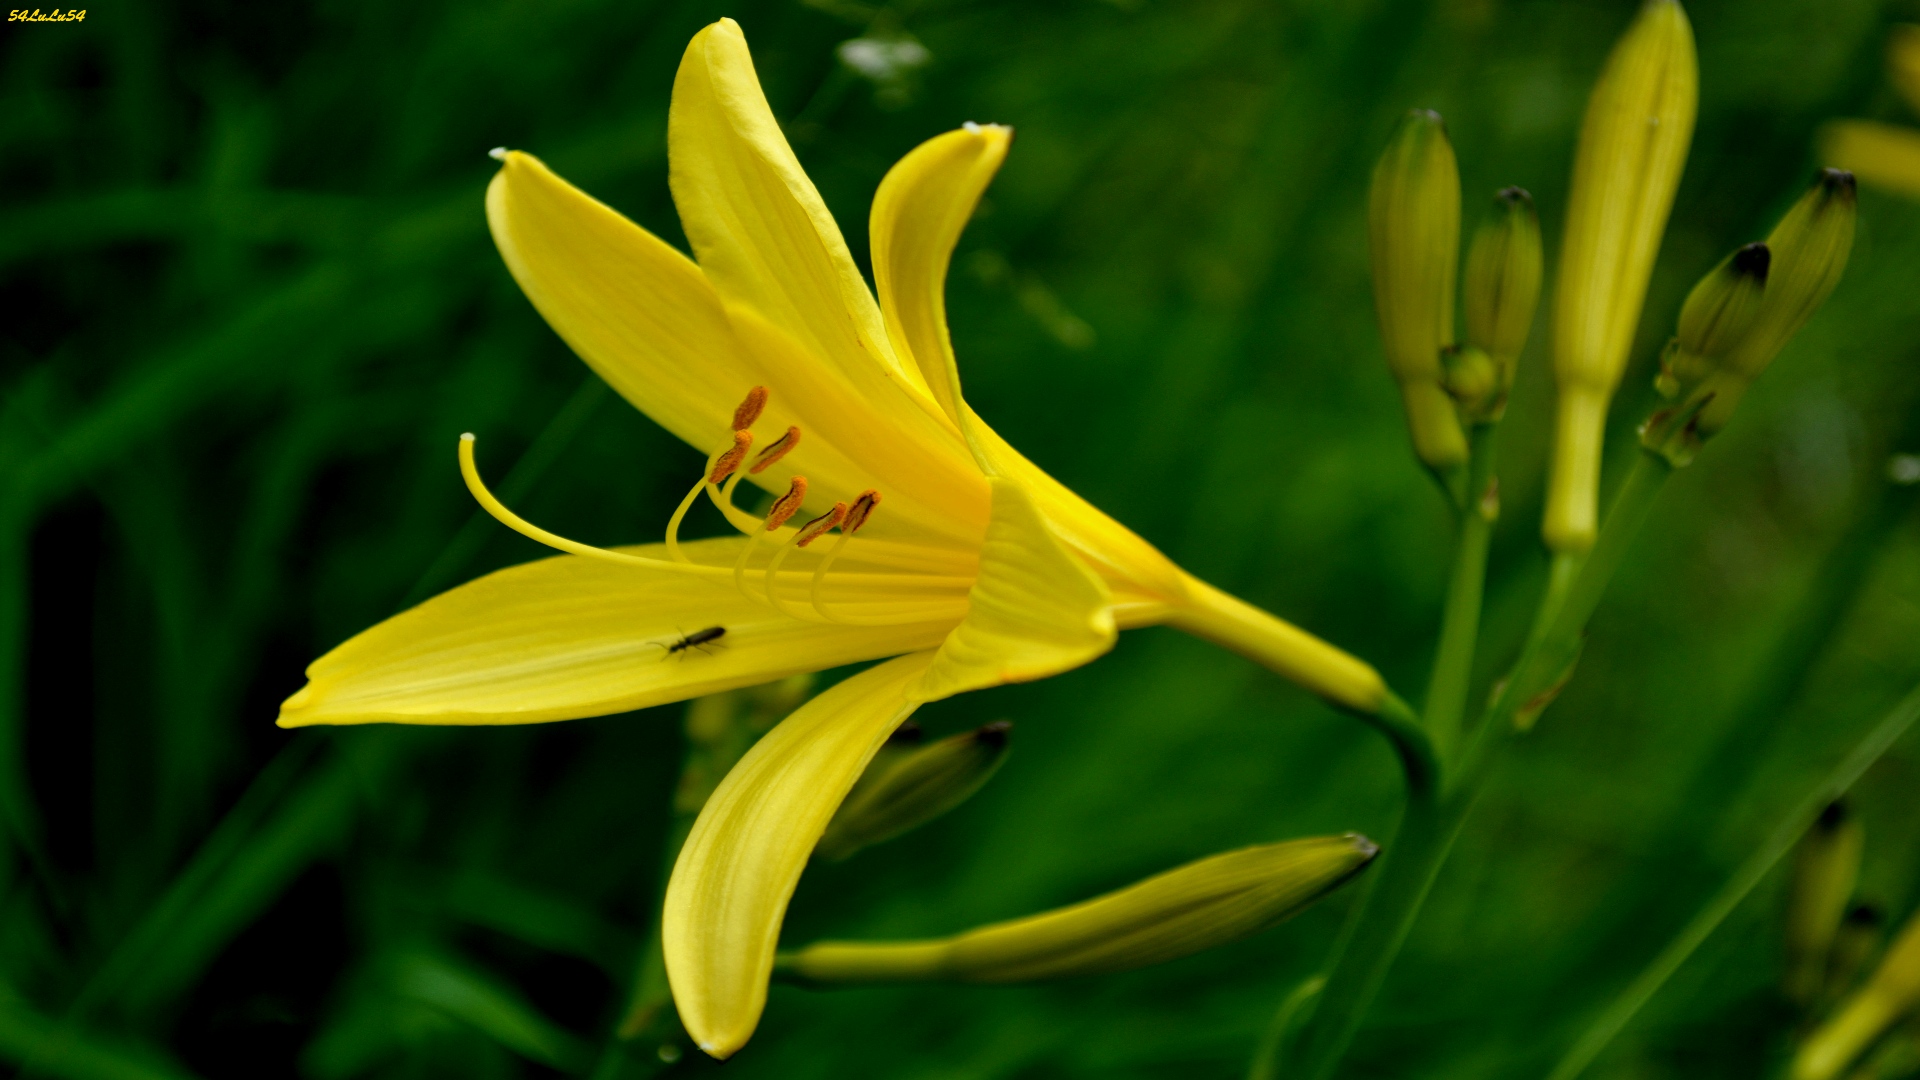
[1793,907,1920,1080]
[1891,24,1920,115]
[778,834,1377,984]
[1370,110,1468,476]
[1828,903,1886,1007]
[1441,344,1501,420]
[1462,186,1543,403]
[1818,121,1920,201]
[1783,801,1865,1008]
[1544,0,1697,553]
[814,721,1012,862]
[1641,171,1855,465]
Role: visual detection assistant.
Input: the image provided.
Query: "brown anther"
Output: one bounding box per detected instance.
[841,489,882,535]
[794,502,849,548]
[709,430,753,484]
[765,476,809,530]
[732,386,768,432]
[749,426,801,474]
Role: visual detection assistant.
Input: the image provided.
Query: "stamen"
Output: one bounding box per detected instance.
[664,446,724,563]
[762,542,817,621]
[710,431,753,484]
[706,467,760,535]
[809,531,852,620]
[765,477,808,530]
[733,386,768,431]
[458,434,718,577]
[794,502,848,548]
[843,489,882,534]
[808,490,881,623]
[749,426,802,474]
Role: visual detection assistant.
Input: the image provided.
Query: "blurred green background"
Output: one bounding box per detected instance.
[6,0,1920,1077]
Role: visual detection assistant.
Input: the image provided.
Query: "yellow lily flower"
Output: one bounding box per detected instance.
[1820,25,1920,200]
[277,17,1398,1059]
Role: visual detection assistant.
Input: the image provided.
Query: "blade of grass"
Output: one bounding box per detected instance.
[1544,678,1920,1080]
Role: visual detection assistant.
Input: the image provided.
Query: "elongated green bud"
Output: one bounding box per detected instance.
[815,721,1011,861]
[1892,24,1920,116]
[1642,171,1856,465]
[1829,904,1887,1007]
[778,834,1376,984]
[1784,801,1866,1007]
[1371,109,1468,478]
[1460,186,1543,420]
[1794,907,1920,1080]
[1545,0,1697,552]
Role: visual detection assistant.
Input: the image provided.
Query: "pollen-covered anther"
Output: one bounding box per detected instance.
[794,503,849,548]
[709,431,753,484]
[750,426,801,474]
[732,386,769,432]
[766,477,809,530]
[842,489,882,534]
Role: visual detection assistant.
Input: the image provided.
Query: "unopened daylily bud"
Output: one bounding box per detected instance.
[1642,171,1856,465]
[1371,109,1468,477]
[778,834,1377,984]
[1544,0,1697,552]
[1660,242,1770,391]
[1891,25,1920,115]
[1441,344,1501,419]
[1462,186,1543,415]
[1794,907,1920,1080]
[1829,904,1887,1006]
[815,721,1012,862]
[1784,801,1866,1007]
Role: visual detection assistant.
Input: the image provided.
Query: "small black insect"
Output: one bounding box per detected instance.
[655,626,726,656]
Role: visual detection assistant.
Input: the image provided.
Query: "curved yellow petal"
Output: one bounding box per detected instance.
[669,19,930,405]
[870,124,1011,424]
[487,151,987,548]
[487,150,750,457]
[276,539,958,727]
[1820,120,1920,201]
[663,651,936,1059]
[909,477,1116,702]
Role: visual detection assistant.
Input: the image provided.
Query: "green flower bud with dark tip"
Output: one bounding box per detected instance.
[1828,904,1886,1008]
[1371,109,1468,477]
[1462,186,1543,415]
[814,721,1012,862]
[1794,906,1920,1080]
[778,834,1378,984]
[1784,801,1866,1008]
[1642,171,1856,466]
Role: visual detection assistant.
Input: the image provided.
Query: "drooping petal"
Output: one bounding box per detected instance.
[910,478,1116,702]
[487,151,988,548]
[669,19,932,407]
[663,651,936,1059]
[870,124,1010,425]
[276,539,958,727]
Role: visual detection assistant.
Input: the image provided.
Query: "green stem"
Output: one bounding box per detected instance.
[1289,787,1468,1080]
[1423,424,1498,763]
[1544,678,1920,1080]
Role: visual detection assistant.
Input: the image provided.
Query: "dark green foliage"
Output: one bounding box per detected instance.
[4,0,1920,1077]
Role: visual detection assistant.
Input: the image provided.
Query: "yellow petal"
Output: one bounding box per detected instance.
[864,124,1185,606]
[969,413,1190,614]
[487,151,751,458]
[870,124,1011,425]
[1820,120,1920,201]
[910,477,1116,702]
[669,19,931,405]
[663,651,936,1059]
[276,538,958,727]
[487,150,987,549]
